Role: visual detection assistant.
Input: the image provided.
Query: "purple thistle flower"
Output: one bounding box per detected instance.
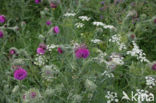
[0,30,4,38]
[35,0,41,4]
[10,49,16,55]
[53,26,60,34]
[75,46,90,59]
[31,92,37,98]
[154,18,156,24]
[37,47,45,54]
[152,64,156,70]
[37,43,46,54]
[50,2,57,8]
[46,20,52,26]
[0,15,6,23]
[14,68,27,80]
[58,47,63,54]
[101,1,105,5]
[39,43,47,50]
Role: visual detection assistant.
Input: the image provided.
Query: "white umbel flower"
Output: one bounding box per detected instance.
[75,22,84,28]
[64,12,76,17]
[78,16,90,21]
[91,39,102,44]
[105,91,119,103]
[127,41,149,63]
[145,76,156,88]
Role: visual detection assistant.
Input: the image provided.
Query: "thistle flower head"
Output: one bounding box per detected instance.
[35,0,41,4]
[75,45,90,59]
[23,88,41,102]
[53,26,60,34]
[0,30,4,38]
[46,20,52,26]
[14,68,27,80]
[0,15,6,23]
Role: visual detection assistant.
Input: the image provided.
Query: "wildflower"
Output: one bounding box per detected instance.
[9,49,16,55]
[75,45,90,59]
[35,0,41,4]
[0,30,4,38]
[91,39,102,44]
[78,16,90,21]
[152,63,156,70]
[53,26,59,34]
[23,88,41,102]
[154,18,156,24]
[105,91,119,103]
[0,15,6,23]
[14,68,27,80]
[50,2,57,8]
[39,43,47,50]
[130,34,136,40]
[46,20,52,26]
[37,48,45,54]
[34,54,47,66]
[37,43,46,55]
[75,22,84,28]
[145,76,156,88]
[127,41,149,63]
[101,1,105,5]
[64,12,76,17]
[58,47,63,54]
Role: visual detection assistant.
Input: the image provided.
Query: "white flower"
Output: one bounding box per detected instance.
[91,39,102,44]
[34,54,47,66]
[105,91,118,103]
[127,41,149,63]
[109,34,127,51]
[64,12,76,17]
[93,21,105,27]
[47,44,58,51]
[145,76,156,88]
[75,22,84,28]
[93,21,116,30]
[101,71,114,78]
[78,16,90,21]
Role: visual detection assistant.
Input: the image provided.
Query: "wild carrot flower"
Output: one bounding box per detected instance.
[75,45,90,59]
[0,30,4,38]
[14,68,27,80]
[53,26,59,34]
[0,15,6,23]
[35,0,41,4]
[58,47,63,54]
[46,20,52,26]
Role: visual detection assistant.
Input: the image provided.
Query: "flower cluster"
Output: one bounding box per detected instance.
[145,76,156,88]
[64,12,76,17]
[105,91,119,103]
[34,54,47,66]
[109,34,127,51]
[93,21,116,30]
[75,22,84,28]
[101,71,114,78]
[78,16,90,21]
[127,41,149,63]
